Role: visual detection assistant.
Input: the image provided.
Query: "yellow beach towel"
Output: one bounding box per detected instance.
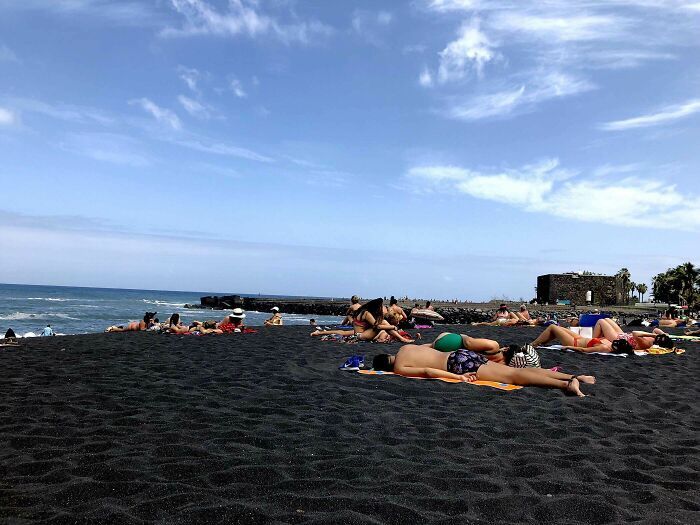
[357,369,523,391]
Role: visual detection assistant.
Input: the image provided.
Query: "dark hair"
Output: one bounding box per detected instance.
[169,313,180,327]
[143,311,157,323]
[503,344,521,365]
[611,339,634,355]
[373,354,394,372]
[354,298,384,322]
[426,301,431,307]
[654,333,674,349]
[390,296,398,306]
[498,304,508,312]
[351,295,360,304]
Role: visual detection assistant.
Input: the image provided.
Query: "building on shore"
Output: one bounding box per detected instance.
[536,273,617,306]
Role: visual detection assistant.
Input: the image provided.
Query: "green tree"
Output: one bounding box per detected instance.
[616,268,631,304]
[637,283,648,303]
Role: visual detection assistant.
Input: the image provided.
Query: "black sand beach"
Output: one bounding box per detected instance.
[1,326,698,524]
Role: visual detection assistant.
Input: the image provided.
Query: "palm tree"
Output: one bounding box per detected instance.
[675,262,699,306]
[637,283,648,303]
[629,281,637,302]
[616,268,631,304]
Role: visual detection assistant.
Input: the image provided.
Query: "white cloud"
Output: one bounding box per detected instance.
[171,137,273,163]
[600,98,700,130]
[446,72,595,121]
[163,0,333,44]
[490,12,626,42]
[60,132,151,167]
[419,68,434,87]
[129,98,182,130]
[177,65,200,93]
[407,158,700,230]
[0,45,18,62]
[426,0,482,11]
[177,95,211,119]
[230,78,247,98]
[0,107,17,125]
[5,97,113,125]
[437,18,497,83]
[351,9,393,45]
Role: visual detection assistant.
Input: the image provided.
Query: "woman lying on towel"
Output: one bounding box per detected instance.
[432,332,506,363]
[373,344,595,397]
[531,318,674,354]
[106,312,157,332]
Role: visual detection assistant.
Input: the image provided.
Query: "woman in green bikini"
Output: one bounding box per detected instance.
[432,332,506,363]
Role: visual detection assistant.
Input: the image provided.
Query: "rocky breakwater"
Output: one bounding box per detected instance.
[185,296,351,317]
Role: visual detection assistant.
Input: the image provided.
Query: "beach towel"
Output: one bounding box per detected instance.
[357,369,522,391]
[670,334,700,342]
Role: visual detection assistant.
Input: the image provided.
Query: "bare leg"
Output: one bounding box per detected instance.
[462,335,500,353]
[593,319,621,340]
[311,329,354,337]
[476,362,595,397]
[387,329,414,343]
[531,325,578,347]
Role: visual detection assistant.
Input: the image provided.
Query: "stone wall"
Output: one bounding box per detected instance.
[537,274,617,305]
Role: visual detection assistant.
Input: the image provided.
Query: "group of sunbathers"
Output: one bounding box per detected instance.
[471,303,544,326]
[106,306,283,334]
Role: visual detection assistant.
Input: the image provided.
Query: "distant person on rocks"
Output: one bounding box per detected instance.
[40,324,55,337]
[341,295,362,325]
[265,307,283,326]
[373,344,595,397]
[309,319,317,326]
[106,312,157,332]
[425,301,435,311]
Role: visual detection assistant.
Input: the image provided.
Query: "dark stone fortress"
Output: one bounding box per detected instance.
[537,273,617,306]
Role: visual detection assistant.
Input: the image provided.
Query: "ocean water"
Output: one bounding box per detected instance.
[0,283,342,336]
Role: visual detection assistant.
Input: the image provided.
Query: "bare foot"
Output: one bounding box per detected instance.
[577,375,596,385]
[565,377,586,397]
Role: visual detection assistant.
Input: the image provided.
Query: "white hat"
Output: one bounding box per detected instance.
[271,306,280,312]
[230,308,246,319]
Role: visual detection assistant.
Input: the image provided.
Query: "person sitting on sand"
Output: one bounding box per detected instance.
[341,296,362,325]
[167,313,192,334]
[388,297,408,325]
[372,344,595,397]
[264,307,283,326]
[472,304,518,326]
[431,332,505,363]
[513,304,542,325]
[217,308,246,333]
[352,298,414,343]
[425,301,435,311]
[106,312,157,332]
[190,320,223,335]
[656,309,688,328]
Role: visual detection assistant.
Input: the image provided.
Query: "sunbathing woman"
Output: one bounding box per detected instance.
[106,312,157,332]
[351,298,414,343]
[167,313,192,334]
[530,324,614,353]
[373,344,595,397]
[592,318,673,351]
[431,332,505,363]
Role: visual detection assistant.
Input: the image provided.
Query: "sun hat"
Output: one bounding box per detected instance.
[271,306,280,312]
[229,308,246,319]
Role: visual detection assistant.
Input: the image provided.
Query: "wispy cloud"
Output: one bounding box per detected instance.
[230,78,247,98]
[351,9,393,45]
[407,158,700,230]
[171,137,273,163]
[5,97,113,125]
[436,18,498,84]
[599,98,700,130]
[3,0,162,26]
[59,132,151,167]
[177,65,201,94]
[129,98,182,130]
[0,45,18,63]
[162,0,333,44]
[419,68,434,87]
[177,95,211,119]
[0,107,17,126]
[445,72,595,121]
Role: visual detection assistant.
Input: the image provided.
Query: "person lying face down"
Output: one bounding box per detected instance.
[431,332,506,363]
[373,344,595,397]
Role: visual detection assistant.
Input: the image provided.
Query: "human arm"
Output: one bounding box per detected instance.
[394,364,475,382]
[562,344,610,353]
[632,329,664,338]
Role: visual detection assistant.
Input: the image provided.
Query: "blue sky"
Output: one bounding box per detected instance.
[1,0,699,300]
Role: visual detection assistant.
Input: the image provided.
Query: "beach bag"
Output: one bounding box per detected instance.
[506,344,541,368]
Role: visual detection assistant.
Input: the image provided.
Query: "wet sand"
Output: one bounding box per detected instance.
[1,325,698,523]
